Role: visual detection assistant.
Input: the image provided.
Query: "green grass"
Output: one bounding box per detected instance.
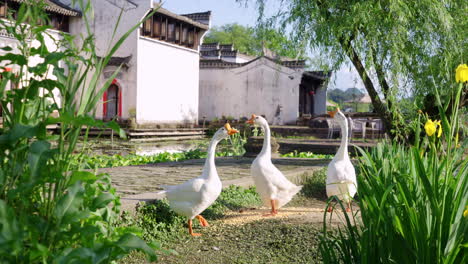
[298,168,328,200]
[119,186,263,245]
[157,220,322,264]
[119,186,323,264]
[203,185,263,219]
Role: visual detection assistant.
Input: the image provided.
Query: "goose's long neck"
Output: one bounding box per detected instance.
[259,122,271,158]
[202,137,220,178]
[336,119,349,160]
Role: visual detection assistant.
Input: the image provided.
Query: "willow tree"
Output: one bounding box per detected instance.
[240,0,467,140]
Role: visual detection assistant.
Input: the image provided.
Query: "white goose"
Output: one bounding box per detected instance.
[159,124,239,236]
[326,108,357,212]
[247,114,302,216]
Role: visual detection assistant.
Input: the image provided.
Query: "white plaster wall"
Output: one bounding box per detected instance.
[68,0,149,120]
[0,28,64,108]
[136,37,199,125]
[199,58,303,125]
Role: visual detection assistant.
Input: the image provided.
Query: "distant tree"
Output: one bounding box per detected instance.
[328,88,364,104]
[204,23,305,59]
[204,23,258,55]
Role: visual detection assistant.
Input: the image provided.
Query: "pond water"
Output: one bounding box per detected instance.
[81,138,210,156]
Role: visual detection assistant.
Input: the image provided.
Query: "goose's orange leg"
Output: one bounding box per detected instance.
[188,219,201,236]
[346,202,352,212]
[196,215,209,227]
[263,199,278,217]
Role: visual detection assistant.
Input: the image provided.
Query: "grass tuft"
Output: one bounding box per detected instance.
[203,185,263,219]
[298,168,328,200]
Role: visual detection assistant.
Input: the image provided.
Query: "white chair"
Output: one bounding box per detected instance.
[369,119,383,139]
[347,117,353,142]
[326,119,341,139]
[349,118,366,141]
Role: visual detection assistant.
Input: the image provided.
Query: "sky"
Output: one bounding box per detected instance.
[161,0,365,91]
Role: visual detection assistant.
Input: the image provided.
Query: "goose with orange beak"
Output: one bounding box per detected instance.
[158,123,239,236]
[247,114,302,216]
[326,108,357,212]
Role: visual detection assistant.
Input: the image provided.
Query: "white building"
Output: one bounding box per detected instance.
[67,0,210,127]
[199,43,330,125]
[0,0,80,117]
[0,0,211,127]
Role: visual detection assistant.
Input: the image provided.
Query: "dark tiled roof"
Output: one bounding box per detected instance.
[11,0,81,16]
[200,43,219,51]
[153,6,209,30]
[98,55,132,68]
[281,60,306,69]
[219,44,234,51]
[181,11,211,25]
[302,71,331,81]
[200,59,242,69]
[200,56,306,70]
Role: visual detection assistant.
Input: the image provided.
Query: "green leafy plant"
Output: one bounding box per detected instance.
[282,151,333,159]
[298,168,328,200]
[319,69,468,263]
[0,1,159,262]
[122,200,186,243]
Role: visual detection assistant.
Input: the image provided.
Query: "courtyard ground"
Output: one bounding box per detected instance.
[102,157,357,263]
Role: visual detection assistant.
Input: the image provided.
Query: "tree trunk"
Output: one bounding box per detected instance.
[339,37,395,137]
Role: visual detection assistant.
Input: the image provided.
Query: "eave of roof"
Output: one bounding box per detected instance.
[11,0,81,17]
[302,71,331,81]
[200,56,305,70]
[153,6,209,30]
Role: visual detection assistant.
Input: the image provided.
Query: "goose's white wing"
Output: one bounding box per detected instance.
[327,159,356,184]
[162,177,205,202]
[256,160,296,190]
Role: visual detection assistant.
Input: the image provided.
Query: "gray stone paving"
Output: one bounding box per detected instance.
[98,157,329,211]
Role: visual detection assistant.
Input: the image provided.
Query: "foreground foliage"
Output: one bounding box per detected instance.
[0,2,158,262]
[320,72,467,263]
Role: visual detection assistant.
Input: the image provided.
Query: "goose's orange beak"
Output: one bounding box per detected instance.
[246,114,256,124]
[328,108,340,118]
[224,123,239,135]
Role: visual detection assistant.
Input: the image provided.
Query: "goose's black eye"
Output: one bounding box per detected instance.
[255,117,259,119]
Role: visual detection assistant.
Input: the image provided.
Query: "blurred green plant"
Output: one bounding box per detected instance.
[0,1,159,262]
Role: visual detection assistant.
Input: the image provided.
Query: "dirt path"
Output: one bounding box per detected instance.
[219,200,359,227]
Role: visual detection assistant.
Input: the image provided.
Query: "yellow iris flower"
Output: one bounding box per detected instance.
[464,205,468,218]
[456,64,468,83]
[435,120,442,138]
[424,119,437,136]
